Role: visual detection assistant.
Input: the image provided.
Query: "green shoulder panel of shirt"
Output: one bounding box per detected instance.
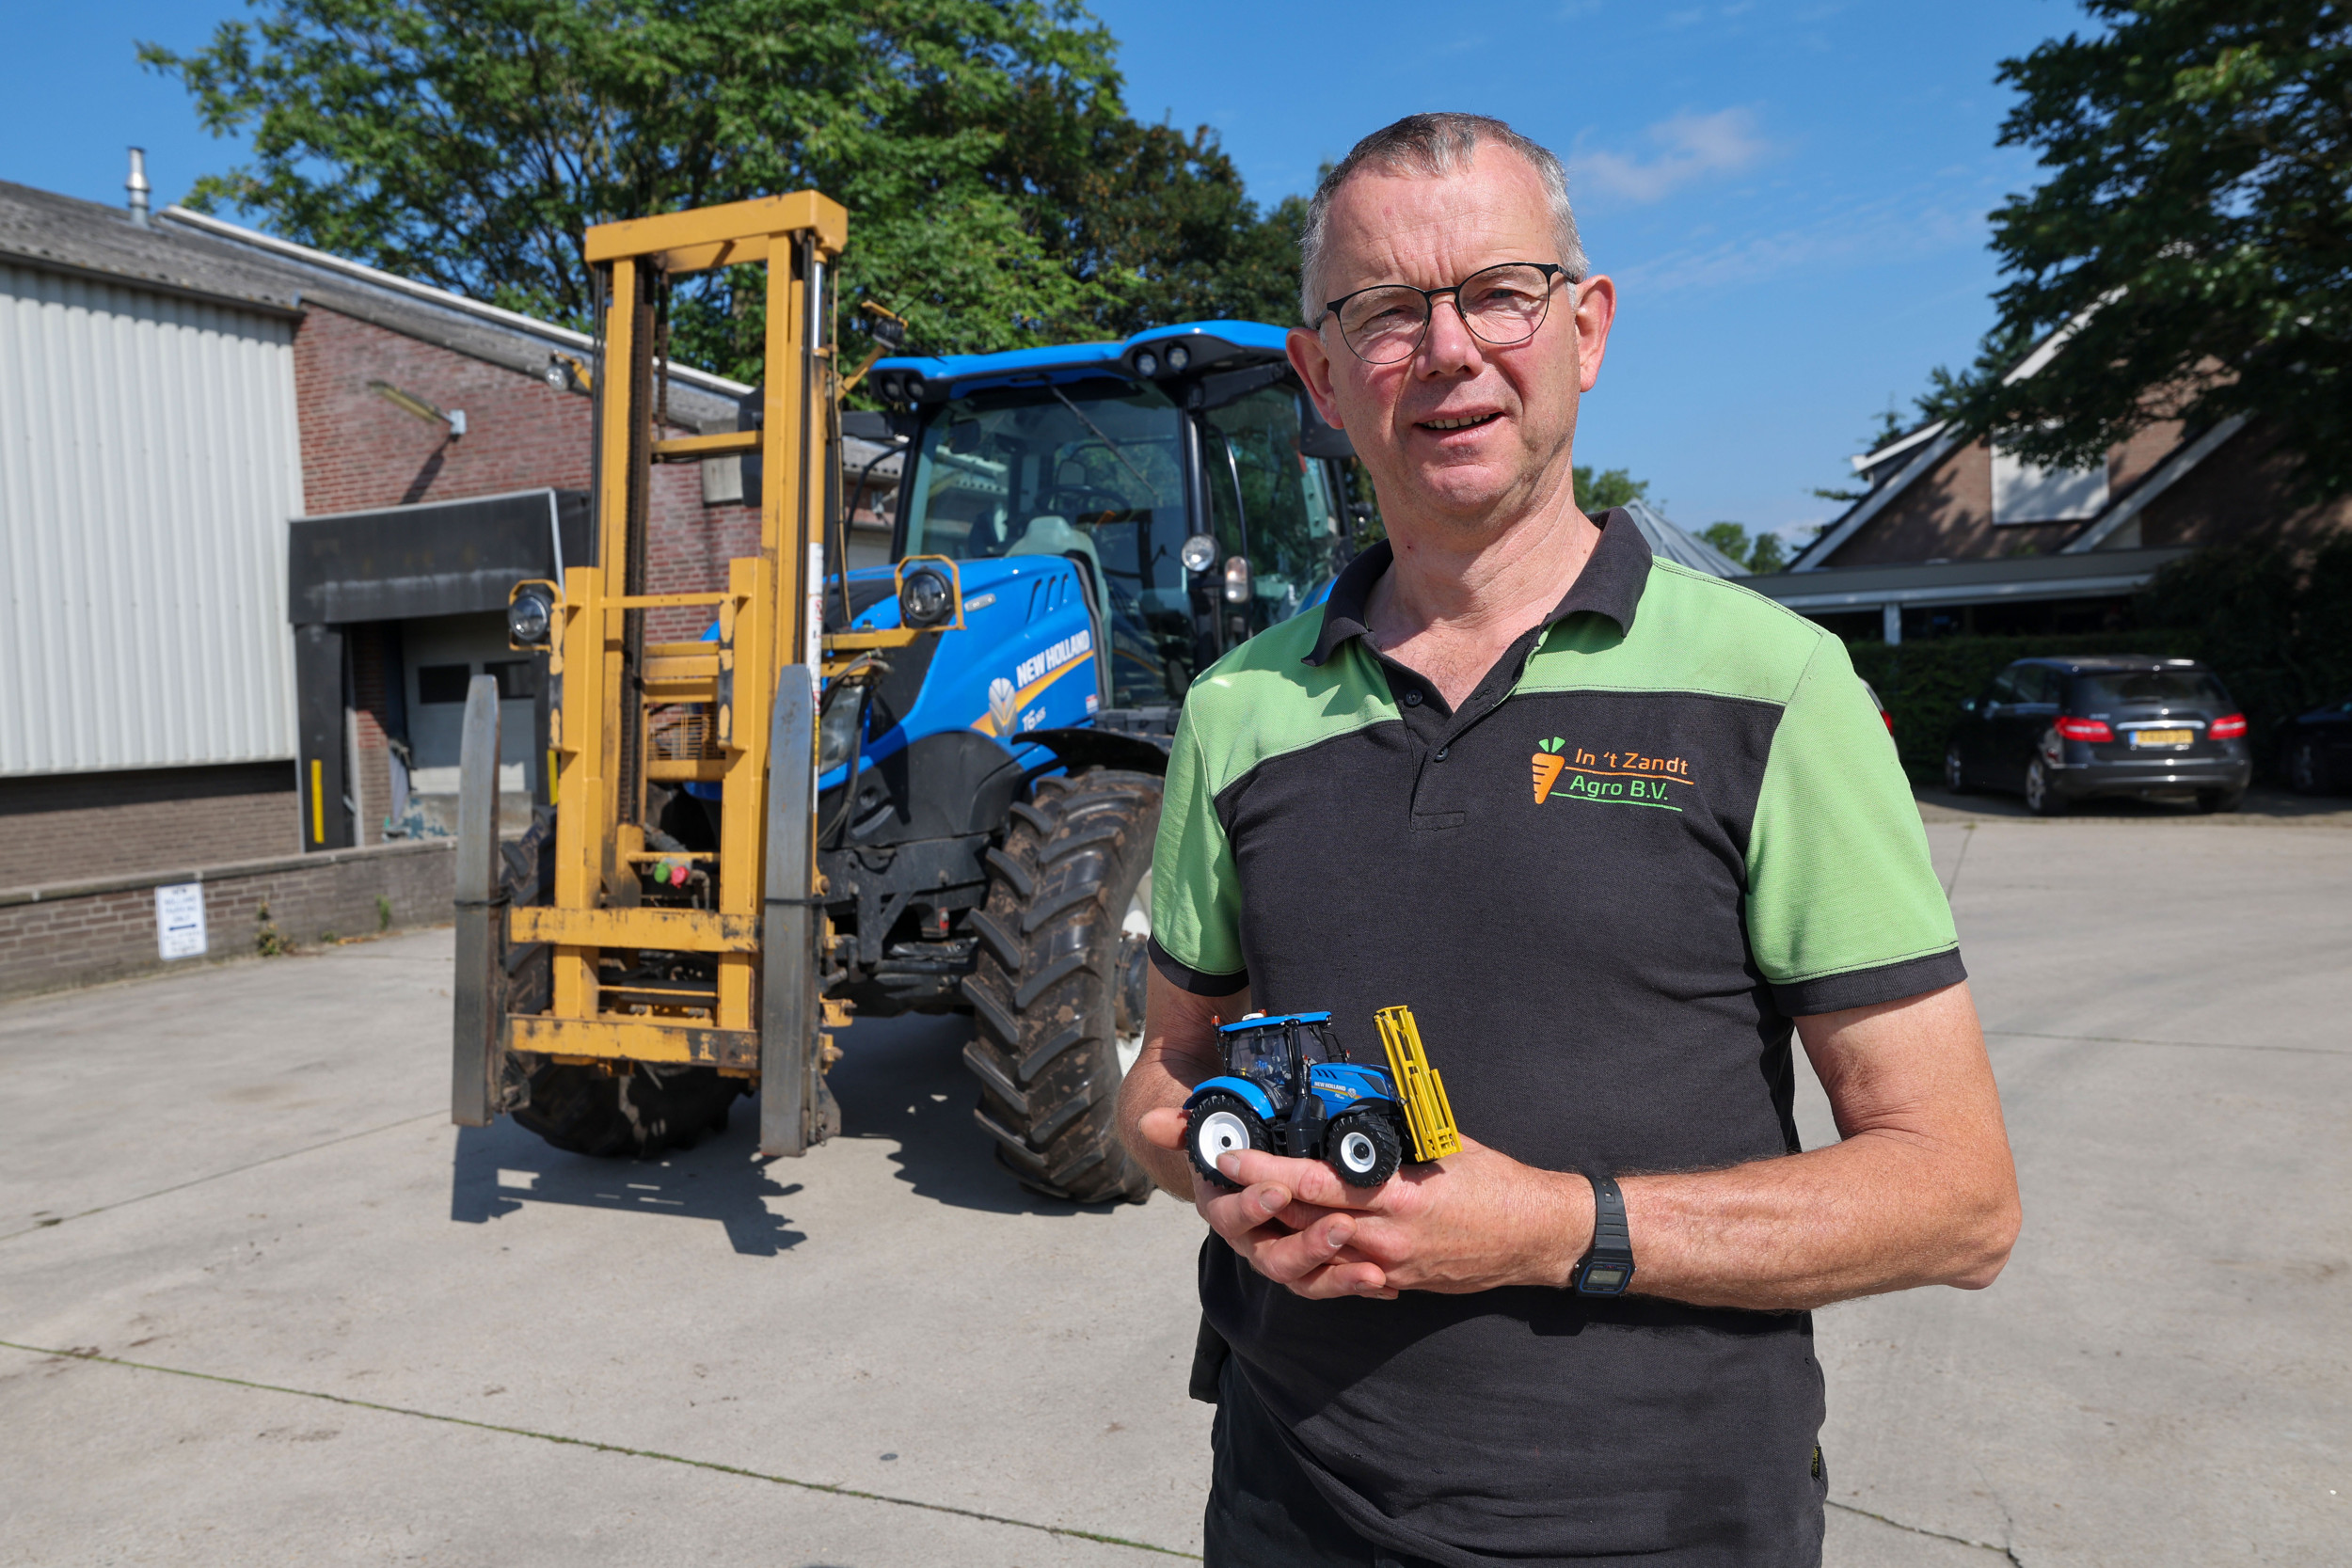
[1152,558,1960,1003]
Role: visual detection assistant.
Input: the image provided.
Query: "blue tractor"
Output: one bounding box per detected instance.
[1185,1012,1413,1188]
[694,322,1367,1202]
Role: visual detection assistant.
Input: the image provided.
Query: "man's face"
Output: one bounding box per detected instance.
[1288,143,1614,531]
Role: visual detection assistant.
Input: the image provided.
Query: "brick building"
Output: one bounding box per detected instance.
[1744,330,2352,641]
[1,176,898,995]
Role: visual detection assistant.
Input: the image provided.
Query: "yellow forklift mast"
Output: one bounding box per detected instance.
[450,192,946,1158]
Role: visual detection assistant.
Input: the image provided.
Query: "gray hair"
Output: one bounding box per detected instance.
[1297,113,1588,327]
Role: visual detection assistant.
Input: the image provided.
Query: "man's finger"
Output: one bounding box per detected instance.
[1217,1147,1387,1209]
[1196,1178,1294,1240]
[1136,1105,1188,1152]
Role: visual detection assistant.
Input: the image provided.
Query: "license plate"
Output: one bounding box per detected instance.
[2130,728,2194,748]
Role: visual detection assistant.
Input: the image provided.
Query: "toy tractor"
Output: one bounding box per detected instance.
[1185,1006,1461,1189]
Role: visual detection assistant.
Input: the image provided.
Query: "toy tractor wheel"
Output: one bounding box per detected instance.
[961,769,1162,1203]
[1186,1092,1269,1189]
[1327,1110,1402,1188]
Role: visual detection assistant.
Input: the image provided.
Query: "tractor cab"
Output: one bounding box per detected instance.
[1221,1009,1349,1101]
[870,323,1363,710]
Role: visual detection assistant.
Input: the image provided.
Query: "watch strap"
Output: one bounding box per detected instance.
[1575,1173,1636,1295]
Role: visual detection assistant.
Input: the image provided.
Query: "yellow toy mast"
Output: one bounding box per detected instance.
[1375,1005,1461,1162]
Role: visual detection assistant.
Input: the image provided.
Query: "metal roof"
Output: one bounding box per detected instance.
[1619,499,1749,578]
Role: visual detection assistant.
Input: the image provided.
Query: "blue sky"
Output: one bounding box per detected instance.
[9,1,2085,542]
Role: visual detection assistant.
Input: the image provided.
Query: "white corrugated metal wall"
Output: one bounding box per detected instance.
[0,262,304,776]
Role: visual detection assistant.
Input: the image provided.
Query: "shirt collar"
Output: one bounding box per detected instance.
[1303,507,1653,668]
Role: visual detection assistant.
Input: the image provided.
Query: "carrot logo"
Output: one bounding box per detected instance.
[1532,737,1566,802]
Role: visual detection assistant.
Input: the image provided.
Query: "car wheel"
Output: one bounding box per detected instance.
[2025,757,2069,816]
[1943,743,1972,794]
[2196,788,2245,815]
[2287,740,2321,795]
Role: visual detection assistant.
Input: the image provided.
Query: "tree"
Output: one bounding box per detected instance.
[1574,465,1648,513]
[1697,522,1789,574]
[142,1,1303,382]
[1938,1,2352,499]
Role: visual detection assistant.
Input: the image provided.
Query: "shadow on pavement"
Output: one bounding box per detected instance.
[829,1009,1102,1219]
[447,1009,1104,1243]
[1915,784,2352,824]
[449,1114,807,1257]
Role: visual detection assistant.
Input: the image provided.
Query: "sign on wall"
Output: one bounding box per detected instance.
[155,882,208,960]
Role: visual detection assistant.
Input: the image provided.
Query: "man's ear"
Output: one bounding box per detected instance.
[1287,326,1343,430]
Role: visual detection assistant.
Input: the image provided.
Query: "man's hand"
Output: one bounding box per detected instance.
[1132,1112,1596,1301]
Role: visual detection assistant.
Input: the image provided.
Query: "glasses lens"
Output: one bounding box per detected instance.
[1458,262,1552,345]
[1457,265,1556,346]
[1337,287,1431,363]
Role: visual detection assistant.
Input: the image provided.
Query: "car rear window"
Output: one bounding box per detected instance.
[2072,671,2232,708]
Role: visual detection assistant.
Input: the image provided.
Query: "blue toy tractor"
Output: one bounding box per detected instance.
[1185,1011,1412,1187]
[664,322,1369,1203]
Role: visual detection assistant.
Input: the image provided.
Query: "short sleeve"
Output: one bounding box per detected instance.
[1149,703,1248,995]
[1745,633,1964,1015]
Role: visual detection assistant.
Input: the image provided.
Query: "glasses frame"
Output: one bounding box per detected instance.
[1318,261,1571,364]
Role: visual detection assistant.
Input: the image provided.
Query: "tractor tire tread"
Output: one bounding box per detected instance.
[961,769,1161,1205]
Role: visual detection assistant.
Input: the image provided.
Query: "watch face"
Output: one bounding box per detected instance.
[1579,1262,1630,1294]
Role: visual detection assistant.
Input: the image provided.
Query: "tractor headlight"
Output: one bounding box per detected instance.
[1164,342,1191,372]
[1134,350,1160,379]
[901,565,955,627]
[1180,533,1219,574]
[818,689,864,773]
[508,585,554,646]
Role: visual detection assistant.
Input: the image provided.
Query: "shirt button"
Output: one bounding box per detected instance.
[1403,691,1422,706]
[1435,746,1449,761]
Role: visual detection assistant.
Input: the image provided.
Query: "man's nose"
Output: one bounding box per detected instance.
[1416,293,1485,373]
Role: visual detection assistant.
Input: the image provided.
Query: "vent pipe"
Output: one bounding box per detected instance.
[126,148,151,227]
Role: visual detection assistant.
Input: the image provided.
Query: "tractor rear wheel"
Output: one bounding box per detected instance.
[961,768,1161,1203]
[1186,1092,1268,1190]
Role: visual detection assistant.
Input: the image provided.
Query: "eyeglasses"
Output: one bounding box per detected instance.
[1318,262,1568,364]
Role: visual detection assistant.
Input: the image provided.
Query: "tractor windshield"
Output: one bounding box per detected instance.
[902,377,1191,706]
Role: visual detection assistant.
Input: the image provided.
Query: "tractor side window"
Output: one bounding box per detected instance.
[1201,388,1345,634]
[1227,1027,1292,1094]
[1297,1024,1344,1066]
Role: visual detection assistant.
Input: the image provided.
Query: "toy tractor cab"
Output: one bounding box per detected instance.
[1185,1008,1457,1189]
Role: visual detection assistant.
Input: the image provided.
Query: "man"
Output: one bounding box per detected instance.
[1115,113,2020,1567]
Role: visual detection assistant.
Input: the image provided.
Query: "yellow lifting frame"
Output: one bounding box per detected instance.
[1375,1005,1463,1163]
[532,192,845,1065]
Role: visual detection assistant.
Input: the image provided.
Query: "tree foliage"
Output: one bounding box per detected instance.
[1940,1,2352,499]
[1697,522,1789,574]
[1573,465,1648,514]
[141,0,1303,383]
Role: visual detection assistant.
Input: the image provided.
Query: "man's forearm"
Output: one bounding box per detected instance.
[1616,984,2019,1310]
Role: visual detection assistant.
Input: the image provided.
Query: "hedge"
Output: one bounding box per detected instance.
[1850,631,2204,784]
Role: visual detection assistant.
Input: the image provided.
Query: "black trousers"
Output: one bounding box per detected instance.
[1204,1357,1445,1568]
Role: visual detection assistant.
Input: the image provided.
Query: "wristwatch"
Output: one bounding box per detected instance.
[1574,1174,1636,1295]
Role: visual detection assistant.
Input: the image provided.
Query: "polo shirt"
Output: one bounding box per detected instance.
[1148,512,1963,1567]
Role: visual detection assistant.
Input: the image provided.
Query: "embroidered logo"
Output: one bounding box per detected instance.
[1532,737,1566,802]
[1529,740,1690,813]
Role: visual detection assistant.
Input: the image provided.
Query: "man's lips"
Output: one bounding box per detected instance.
[1414,411,1502,433]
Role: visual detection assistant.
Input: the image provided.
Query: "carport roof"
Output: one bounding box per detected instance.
[1741,545,2191,611]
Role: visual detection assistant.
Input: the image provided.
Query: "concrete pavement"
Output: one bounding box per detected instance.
[3,809,2346,1565]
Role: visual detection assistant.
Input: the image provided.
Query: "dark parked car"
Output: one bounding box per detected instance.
[1944,657,2251,816]
[2276,694,2352,794]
